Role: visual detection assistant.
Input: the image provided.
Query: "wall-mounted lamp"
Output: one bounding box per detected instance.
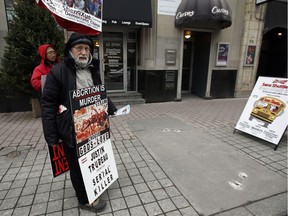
[184,31,191,39]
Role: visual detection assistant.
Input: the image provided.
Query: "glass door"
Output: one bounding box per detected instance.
[103,32,124,91]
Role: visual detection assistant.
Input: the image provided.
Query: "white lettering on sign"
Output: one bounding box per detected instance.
[211,6,229,15]
[176,11,195,19]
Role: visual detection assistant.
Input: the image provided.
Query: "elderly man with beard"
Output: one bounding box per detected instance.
[41,33,117,212]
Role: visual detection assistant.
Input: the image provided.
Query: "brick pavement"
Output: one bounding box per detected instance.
[0,96,287,215]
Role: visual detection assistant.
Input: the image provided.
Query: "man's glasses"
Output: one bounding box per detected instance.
[73,46,91,52]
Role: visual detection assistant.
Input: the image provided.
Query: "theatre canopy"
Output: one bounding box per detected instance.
[175,0,232,30]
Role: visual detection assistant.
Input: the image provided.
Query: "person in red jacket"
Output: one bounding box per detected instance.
[31,44,60,92]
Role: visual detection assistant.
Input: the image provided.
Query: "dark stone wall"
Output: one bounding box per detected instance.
[210,70,237,98]
[0,96,32,113]
[138,70,178,103]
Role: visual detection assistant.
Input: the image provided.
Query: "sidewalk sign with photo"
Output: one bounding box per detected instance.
[235,76,288,147]
[69,84,118,204]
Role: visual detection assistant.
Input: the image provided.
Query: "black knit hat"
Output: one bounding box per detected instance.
[64,33,94,56]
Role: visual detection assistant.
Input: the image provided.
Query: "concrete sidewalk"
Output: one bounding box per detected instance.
[0,96,287,216]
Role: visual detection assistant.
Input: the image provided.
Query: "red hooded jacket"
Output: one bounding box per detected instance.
[30,44,60,92]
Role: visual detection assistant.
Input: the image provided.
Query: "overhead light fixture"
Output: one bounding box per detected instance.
[277,32,282,36]
[184,31,191,39]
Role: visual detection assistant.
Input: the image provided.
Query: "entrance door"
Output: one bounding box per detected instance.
[181,40,194,92]
[103,32,124,91]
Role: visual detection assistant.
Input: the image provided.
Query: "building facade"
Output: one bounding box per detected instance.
[0,0,287,108]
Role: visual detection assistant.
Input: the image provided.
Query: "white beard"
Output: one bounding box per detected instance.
[75,56,89,68]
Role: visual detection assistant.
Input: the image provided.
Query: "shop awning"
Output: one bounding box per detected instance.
[102,0,152,28]
[175,0,232,30]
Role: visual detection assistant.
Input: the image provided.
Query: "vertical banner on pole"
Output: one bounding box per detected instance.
[69,84,118,204]
[235,77,288,145]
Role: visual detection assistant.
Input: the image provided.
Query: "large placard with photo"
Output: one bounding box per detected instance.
[235,77,288,145]
[69,84,118,204]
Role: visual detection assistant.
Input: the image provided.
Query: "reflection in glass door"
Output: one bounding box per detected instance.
[127,42,137,91]
[103,32,124,91]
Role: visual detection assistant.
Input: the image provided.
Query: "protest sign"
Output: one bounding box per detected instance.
[48,142,69,177]
[69,84,118,204]
[235,76,288,145]
[115,105,130,116]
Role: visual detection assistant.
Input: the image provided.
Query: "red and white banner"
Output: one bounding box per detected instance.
[36,0,102,35]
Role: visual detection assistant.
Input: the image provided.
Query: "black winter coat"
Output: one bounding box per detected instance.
[41,57,117,147]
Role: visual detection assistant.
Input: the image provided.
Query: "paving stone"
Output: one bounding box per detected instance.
[158,199,177,213]
[165,186,181,197]
[21,185,37,196]
[139,192,156,204]
[1,174,17,182]
[0,209,13,216]
[11,206,30,216]
[25,178,40,187]
[134,183,149,193]
[159,178,173,188]
[49,190,64,201]
[121,185,136,196]
[29,202,47,216]
[213,207,253,216]
[34,192,49,204]
[6,167,20,175]
[64,188,75,198]
[147,180,162,190]
[171,196,190,208]
[131,175,145,184]
[129,206,148,216]
[63,197,78,209]
[108,188,122,200]
[245,193,287,216]
[125,195,141,208]
[165,210,182,216]
[0,190,7,199]
[118,177,132,187]
[153,171,167,180]
[5,188,22,199]
[37,183,51,193]
[113,209,130,216]
[0,182,12,190]
[144,202,163,216]
[127,168,140,176]
[51,181,64,191]
[46,212,63,216]
[17,194,34,207]
[15,172,29,181]
[46,200,63,213]
[152,189,168,200]
[143,173,156,182]
[63,208,79,216]
[110,197,127,211]
[0,197,17,210]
